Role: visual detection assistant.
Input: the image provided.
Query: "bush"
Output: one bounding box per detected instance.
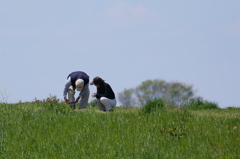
[89,99,97,107]
[185,98,219,110]
[225,106,240,110]
[19,95,70,114]
[142,98,165,114]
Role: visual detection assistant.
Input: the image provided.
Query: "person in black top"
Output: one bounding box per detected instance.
[90,76,116,111]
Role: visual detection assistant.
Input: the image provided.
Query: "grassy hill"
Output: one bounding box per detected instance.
[0,102,239,159]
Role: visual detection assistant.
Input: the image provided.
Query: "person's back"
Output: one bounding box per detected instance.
[90,76,116,111]
[63,71,90,109]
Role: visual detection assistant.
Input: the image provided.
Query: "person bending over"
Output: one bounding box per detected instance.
[63,71,90,109]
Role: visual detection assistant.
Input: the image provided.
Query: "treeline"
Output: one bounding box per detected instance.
[118,79,218,108]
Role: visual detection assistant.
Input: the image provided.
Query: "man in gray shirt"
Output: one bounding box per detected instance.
[63,71,90,109]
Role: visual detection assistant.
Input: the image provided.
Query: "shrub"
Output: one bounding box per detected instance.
[185,98,219,110]
[89,99,97,107]
[142,98,165,114]
[225,107,240,110]
[19,95,70,114]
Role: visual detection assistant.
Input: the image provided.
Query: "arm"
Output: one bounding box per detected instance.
[75,96,81,103]
[75,83,89,103]
[63,77,71,104]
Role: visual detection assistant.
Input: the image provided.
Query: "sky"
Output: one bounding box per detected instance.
[0,0,240,108]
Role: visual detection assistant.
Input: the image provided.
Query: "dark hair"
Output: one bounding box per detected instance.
[90,76,105,85]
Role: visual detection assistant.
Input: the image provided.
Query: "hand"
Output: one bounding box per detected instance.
[75,97,81,103]
[64,97,69,104]
[92,93,96,97]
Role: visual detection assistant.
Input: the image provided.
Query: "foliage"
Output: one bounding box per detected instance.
[0,103,239,158]
[0,88,10,104]
[18,95,70,114]
[226,106,240,110]
[185,98,219,110]
[89,99,97,107]
[117,88,135,107]
[118,79,196,107]
[142,98,165,114]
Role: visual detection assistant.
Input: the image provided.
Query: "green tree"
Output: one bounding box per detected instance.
[118,88,135,107]
[118,79,197,107]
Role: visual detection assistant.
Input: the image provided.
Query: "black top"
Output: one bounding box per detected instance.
[96,83,115,99]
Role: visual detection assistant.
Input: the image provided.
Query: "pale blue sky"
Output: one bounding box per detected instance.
[1,0,239,107]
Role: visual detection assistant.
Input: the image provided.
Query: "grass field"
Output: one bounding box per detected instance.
[0,102,239,159]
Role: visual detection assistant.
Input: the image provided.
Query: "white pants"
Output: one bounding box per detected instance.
[97,97,116,111]
[68,85,90,109]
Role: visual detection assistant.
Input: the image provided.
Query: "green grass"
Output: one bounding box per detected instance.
[0,102,239,158]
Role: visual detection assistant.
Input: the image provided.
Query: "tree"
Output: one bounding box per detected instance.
[118,79,197,107]
[118,88,135,107]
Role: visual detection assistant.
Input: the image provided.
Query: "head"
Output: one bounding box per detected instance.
[75,79,84,91]
[90,76,105,86]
